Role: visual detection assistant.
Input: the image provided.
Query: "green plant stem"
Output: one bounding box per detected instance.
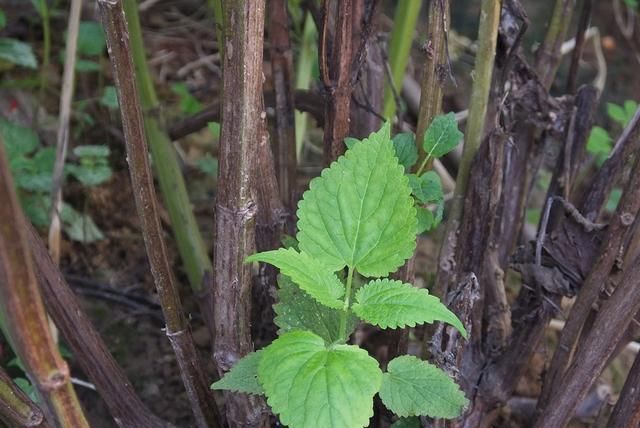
[0,140,89,428]
[382,0,422,120]
[339,266,355,340]
[0,367,48,427]
[434,0,500,300]
[122,0,212,293]
[536,0,575,90]
[295,12,316,160]
[415,155,431,177]
[206,0,224,56]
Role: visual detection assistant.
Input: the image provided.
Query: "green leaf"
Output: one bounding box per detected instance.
[0,38,37,68]
[13,378,37,402]
[606,188,622,212]
[407,172,442,204]
[422,112,463,159]
[61,204,105,243]
[258,331,382,428]
[624,100,638,122]
[346,133,418,172]
[246,248,345,308]
[19,194,49,226]
[15,170,52,192]
[416,207,434,234]
[0,119,40,159]
[0,10,6,30]
[33,147,55,173]
[75,59,101,72]
[586,126,612,156]
[207,121,220,138]
[171,83,203,114]
[344,137,360,150]
[391,133,418,171]
[196,154,218,177]
[211,350,264,395]
[280,234,299,250]
[74,145,110,158]
[274,275,357,344]
[297,122,417,277]
[607,103,627,127]
[380,355,468,419]
[77,21,105,57]
[391,417,420,428]
[352,279,467,336]
[67,164,112,186]
[100,86,119,109]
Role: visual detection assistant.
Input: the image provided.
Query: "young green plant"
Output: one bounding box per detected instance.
[212,120,467,428]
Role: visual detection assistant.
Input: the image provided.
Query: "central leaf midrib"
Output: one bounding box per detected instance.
[344,141,385,267]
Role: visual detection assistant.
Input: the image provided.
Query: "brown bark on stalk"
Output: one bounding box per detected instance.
[421,2,634,426]
[532,110,640,427]
[0,366,48,427]
[349,0,381,139]
[252,119,288,348]
[269,0,297,211]
[0,143,89,427]
[212,0,270,426]
[168,90,325,142]
[320,0,354,163]
[533,254,640,428]
[415,0,450,165]
[27,225,172,428]
[97,2,221,427]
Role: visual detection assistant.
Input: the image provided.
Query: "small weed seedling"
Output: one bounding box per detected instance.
[213,118,468,428]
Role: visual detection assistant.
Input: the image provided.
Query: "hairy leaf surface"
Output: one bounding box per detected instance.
[380,356,468,418]
[422,113,463,159]
[297,123,417,277]
[211,350,263,395]
[352,279,467,336]
[259,331,382,428]
[274,275,357,343]
[247,248,344,308]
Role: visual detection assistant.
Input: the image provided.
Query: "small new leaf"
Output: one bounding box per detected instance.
[407,172,443,204]
[211,350,263,395]
[380,355,468,419]
[352,279,467,337]
[259,331,382,428]
[416,207,434,234]
[246,248,344,309]
[297,122,417,277]
[391,133,418,171]
[422,113,463,159]
[274,275,357,344]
